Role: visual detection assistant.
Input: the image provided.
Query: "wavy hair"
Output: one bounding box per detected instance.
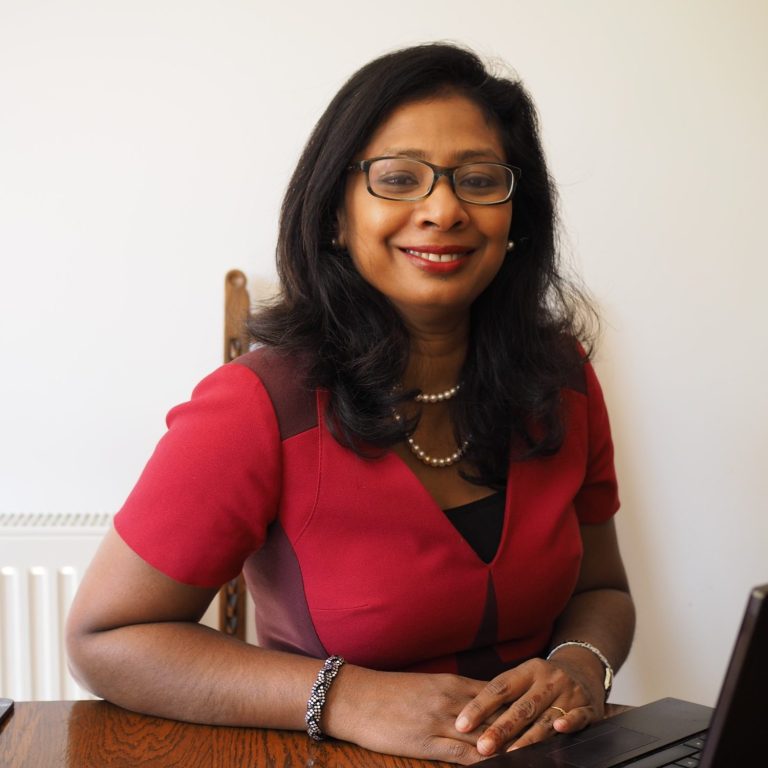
[249,42,597,486]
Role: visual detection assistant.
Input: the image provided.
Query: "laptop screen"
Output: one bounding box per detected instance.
[702,582,766,766]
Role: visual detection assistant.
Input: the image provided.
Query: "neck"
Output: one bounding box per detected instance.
[402,314,469,393]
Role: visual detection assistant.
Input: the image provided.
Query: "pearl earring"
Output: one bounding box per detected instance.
[506,240,515,252]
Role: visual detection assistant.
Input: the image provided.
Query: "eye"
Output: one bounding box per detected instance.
[367,158,429,196]
[455,164,511,198]
[376,170,421,189]
[461,174,499,188]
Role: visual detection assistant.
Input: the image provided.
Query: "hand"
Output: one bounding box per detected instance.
[454,656,605,756]
[325,666,503,765]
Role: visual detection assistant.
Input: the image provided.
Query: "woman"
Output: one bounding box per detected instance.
[67,43,634,764]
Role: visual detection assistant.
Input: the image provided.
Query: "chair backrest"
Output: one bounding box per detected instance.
[217,269,251,639]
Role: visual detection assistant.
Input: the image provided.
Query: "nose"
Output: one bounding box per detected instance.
[414,176,470,230]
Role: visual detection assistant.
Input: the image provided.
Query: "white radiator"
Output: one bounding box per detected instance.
[0,512,110,700]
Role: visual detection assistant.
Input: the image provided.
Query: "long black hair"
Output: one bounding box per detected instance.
[249,42,597,487]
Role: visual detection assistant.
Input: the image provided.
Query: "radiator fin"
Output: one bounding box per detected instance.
[0,567,23,698]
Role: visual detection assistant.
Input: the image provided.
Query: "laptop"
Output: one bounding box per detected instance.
[478,583,766,767]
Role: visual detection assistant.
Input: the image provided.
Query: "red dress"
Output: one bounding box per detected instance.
[115,348,619,679]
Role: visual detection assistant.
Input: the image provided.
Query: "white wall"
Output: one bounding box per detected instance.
[1,0,766,706]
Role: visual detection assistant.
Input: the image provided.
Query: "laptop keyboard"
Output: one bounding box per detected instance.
[624,733,706,767]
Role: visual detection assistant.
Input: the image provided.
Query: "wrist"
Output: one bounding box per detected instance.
[321,663,373,743]
[305,655,346,740]
[547,641,613,702]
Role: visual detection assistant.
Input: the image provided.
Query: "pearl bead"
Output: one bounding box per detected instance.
[414,383,461,403]
[394,402,468,469]
[400,436,468,468]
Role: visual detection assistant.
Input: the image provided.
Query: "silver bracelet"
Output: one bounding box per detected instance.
[305,655,345,741]
[546,640,614,700]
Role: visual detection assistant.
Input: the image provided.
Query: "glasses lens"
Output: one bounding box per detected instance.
[367,158,432,200]
[454,163,514,203]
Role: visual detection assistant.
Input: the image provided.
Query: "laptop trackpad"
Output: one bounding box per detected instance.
[547,722,657,766]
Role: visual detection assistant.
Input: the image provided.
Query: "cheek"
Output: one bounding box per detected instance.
[471,201,512,239]
[348,242,375,281]
[343,223,386,287]
[345,178,413,236]
[491,205,514,240]
[349,206,402,243]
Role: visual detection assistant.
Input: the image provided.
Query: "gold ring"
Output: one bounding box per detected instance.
[549,706,567,718]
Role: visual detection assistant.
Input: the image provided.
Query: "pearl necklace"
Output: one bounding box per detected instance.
[414,383,461,403]
[406,434,469,468]
[393,400,468,468]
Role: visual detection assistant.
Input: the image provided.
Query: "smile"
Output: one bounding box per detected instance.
[402,248,471,263]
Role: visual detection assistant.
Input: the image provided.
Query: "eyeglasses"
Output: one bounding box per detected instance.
[348,156,521,205]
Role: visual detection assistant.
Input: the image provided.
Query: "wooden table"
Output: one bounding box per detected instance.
[1,700,454,768]
[0,700,630,767]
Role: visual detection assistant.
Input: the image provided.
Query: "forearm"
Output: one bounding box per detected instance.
[68,621,329,730]
[69,622,495,764]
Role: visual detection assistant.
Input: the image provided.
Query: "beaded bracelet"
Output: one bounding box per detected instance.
[546,640,614,701]
[305,655,346,741]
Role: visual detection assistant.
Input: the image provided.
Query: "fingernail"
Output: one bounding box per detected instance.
[477,737,493,754]
[455,715,470,731]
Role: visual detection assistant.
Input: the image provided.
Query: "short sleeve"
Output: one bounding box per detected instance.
[114,363,282,587]
[572,361,620,524]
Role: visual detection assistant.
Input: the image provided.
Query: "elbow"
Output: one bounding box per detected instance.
[65,607,106,698]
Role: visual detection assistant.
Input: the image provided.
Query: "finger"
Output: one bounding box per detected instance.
[505,707,564,751]
[507,706,596,752]
[475,694,551,755]
[447,719,495,744]
[420,736,484,766]
[505,704,598,752]
[455,669,530,732]
[552,704,595,733]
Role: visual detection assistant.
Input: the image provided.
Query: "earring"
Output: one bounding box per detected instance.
[506,240,515,252]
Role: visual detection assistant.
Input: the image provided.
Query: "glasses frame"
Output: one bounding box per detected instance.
[348,156,521,205]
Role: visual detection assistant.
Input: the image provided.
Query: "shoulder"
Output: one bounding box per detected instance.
[164,347,319,445]
[229,346,318,440]
[231,346,309,389]
[557,343,613,445]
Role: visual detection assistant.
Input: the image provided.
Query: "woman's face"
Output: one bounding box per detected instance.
[338,91,513,327]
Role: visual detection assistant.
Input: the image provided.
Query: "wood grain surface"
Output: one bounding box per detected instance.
[0,700,454,768]
[0,700,629,768]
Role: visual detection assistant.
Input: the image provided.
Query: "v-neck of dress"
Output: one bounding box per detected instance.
[443,491,506,564]
[385,448,510,567]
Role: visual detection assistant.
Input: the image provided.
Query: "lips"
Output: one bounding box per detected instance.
[400,246,473,264]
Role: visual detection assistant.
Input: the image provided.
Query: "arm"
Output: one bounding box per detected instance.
[66,528,328,729]
[546,518,635,716]
[66,528,496,764]
[454,518,635,755]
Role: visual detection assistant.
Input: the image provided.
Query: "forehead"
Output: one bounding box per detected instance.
[360,92,506,162]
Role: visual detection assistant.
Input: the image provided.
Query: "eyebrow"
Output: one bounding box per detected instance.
[379,147,505,163]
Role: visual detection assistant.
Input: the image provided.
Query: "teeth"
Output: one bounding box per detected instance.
[405,249,465,262]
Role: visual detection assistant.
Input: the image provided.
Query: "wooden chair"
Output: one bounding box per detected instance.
[217,269,252,639]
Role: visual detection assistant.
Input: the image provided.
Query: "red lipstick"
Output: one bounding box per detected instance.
[399,246,472,274]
